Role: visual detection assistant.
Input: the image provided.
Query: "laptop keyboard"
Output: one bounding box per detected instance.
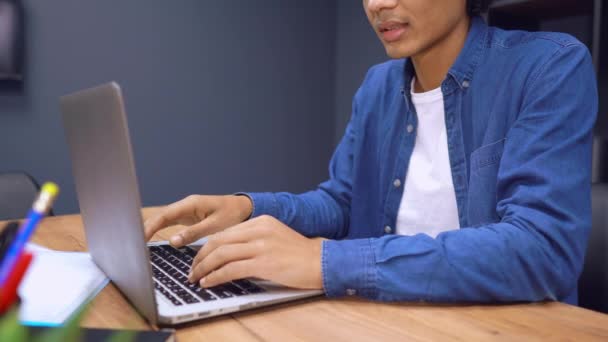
[149,245,265,306]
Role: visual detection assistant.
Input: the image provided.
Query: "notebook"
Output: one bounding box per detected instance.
[18,245,109,326]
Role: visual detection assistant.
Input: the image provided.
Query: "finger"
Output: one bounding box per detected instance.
[144,196,201,240]
[189,242,259,282]
[192,219,267,266]
[169,214,221,248]
[200,259,257,288]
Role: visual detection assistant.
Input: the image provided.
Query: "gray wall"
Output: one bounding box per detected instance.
[0,0,337,214]
[333,0,386,144]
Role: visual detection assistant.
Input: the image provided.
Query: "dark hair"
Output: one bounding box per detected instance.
[467,0,491,15]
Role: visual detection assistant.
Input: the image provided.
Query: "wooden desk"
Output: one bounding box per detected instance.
[10,210,608,341]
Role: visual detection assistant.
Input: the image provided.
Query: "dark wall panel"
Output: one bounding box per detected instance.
[0,0,336,214]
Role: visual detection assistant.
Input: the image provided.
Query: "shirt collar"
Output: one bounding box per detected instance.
[402,16,489,93]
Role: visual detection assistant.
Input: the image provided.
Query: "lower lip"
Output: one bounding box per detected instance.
[381,25,407,43]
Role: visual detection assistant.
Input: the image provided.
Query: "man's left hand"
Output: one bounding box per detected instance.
[188,215,324,290]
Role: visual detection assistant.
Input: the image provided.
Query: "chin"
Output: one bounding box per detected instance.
[383,44,416,59]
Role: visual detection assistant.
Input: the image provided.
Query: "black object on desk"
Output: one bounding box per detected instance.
[0,221,20,264]
[29,327,175,342]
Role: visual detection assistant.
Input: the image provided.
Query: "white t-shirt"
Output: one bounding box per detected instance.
[395,79,460,238]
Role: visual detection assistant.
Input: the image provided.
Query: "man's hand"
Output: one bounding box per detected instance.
[188,215,324,290]
[144,195,253,247]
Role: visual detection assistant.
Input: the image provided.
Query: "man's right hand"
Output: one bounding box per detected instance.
[143,195,253,247]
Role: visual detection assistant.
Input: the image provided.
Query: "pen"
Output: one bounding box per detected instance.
[0,251,33,312]
[0,182,59,288]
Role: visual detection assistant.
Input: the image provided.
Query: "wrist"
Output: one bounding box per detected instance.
[234,195,253,222]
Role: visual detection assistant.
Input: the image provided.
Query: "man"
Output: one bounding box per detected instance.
[145,0,598,304]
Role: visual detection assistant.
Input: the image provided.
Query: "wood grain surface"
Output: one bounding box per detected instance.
[4,209,608,341]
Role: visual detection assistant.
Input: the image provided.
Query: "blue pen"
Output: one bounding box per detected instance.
[0,182,59,288]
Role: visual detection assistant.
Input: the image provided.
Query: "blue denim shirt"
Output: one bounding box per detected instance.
[246,17,598,304]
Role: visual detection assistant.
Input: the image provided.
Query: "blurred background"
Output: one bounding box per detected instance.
[0,0,605,215]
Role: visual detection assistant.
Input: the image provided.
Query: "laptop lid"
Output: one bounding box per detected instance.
[60,82,158,325]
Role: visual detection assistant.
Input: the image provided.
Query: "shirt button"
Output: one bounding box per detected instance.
[462,80,470,88]
[346,288,357,296]
[384,225,392,234]
[393,179,401,188]
[406,124,414,134]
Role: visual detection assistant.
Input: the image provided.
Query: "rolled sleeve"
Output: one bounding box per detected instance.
[236,192,281,219]
[322,239,377,298]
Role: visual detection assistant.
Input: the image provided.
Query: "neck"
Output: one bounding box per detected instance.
[412,16,471,93]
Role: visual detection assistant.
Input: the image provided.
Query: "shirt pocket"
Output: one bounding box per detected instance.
[467,138,505,227]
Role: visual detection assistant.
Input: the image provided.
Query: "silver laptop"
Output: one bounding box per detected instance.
[60,82,322,325]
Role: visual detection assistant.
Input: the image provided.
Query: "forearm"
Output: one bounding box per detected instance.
[322,219,583,302]
[243,187,350,239]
